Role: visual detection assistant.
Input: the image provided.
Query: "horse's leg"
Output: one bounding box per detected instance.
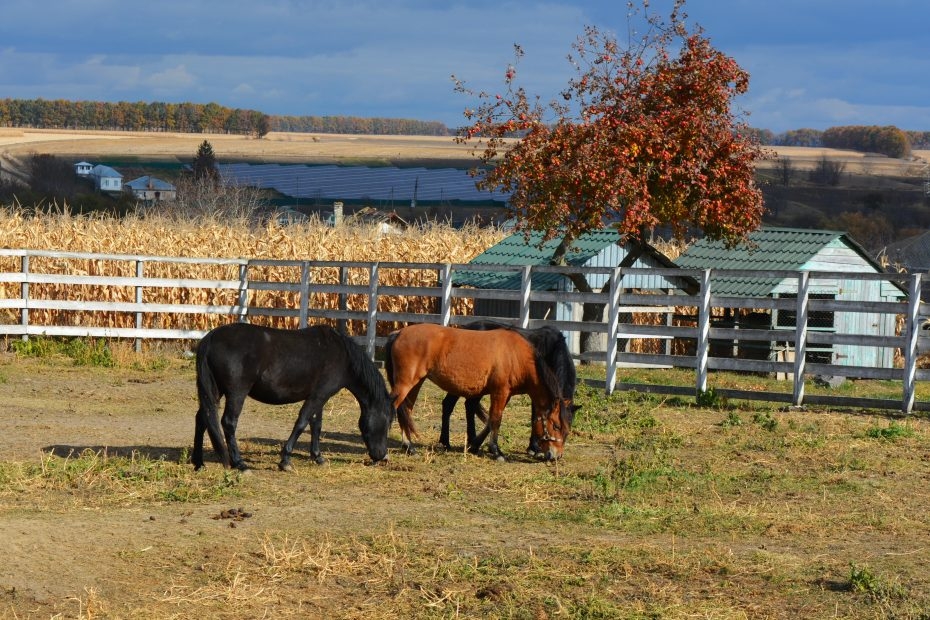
[195,398,229,470]
[192,406,207,470]
[439,393,459,450]
[483,394,510,461]
[221,392,249,470]
[280,398,325,471]
[526,404,541,456]
[464,398,486,454]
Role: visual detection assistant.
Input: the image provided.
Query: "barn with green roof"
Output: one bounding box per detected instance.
[675,226,907,369]
[453,228,696,355]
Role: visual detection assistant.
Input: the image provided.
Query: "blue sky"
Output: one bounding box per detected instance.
[1,1,928,133]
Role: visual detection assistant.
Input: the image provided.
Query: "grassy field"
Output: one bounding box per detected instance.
[1,347,930,619]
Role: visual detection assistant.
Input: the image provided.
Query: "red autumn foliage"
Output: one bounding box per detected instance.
[453,0,771,250]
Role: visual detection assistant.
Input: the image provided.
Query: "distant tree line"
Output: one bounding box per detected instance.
[0,98,451,137]
[821,125,911,158]
[0,98,271,137]
[752,125,930,155]
[270,115,450,135]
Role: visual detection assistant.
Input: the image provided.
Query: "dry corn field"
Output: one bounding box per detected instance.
[0,210,507,335]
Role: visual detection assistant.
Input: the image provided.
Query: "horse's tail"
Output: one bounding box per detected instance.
[195,332,230,467]
[384,330,418,439]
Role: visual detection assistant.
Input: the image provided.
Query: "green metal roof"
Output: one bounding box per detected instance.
[674,227,881,296]
[453,229,622,290]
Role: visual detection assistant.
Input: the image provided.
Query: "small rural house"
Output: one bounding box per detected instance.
[73,161,93,176]
[452,228,697,356]
[674,226,907,369]
[124,176,176,202]
[90,164,123,193]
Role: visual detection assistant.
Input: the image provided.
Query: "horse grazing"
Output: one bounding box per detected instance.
[438,320,579,455]
[192,322,393,471]
[384,323,570,461]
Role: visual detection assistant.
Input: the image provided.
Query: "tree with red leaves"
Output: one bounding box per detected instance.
[453,1,770,354]
[454,0,769,253]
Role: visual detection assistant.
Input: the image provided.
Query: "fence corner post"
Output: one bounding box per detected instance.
[903,272,921,413]
[440,263,453,327]
[792,271,810,407]
[366,263,380,359]
[519,265,532,328]
[695,269,711,397]
[604,266,622,395]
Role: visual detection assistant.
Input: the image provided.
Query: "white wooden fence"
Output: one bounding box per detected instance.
[2,248,928,413]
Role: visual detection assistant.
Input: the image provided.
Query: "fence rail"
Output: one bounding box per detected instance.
[1,248,928,413]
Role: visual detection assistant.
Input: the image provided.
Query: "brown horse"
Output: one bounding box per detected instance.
[384,323,570,461]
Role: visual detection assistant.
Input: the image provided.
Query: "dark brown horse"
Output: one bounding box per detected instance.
[384,323,570,461]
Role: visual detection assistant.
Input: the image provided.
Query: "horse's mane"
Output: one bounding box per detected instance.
[335,328,394,423]
[521,327,576,397]
[531,347,564,405]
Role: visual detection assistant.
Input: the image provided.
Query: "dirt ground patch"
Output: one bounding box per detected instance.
[2,350,930,618]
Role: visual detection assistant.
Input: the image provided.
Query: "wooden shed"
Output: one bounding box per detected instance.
[452,229,696,356]
[675,227,907,369]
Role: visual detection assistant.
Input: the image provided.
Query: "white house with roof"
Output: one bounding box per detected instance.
[90,164,123,192]
[124,176,176,202]
[73,161,93,176]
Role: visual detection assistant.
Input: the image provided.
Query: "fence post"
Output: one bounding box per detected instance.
[236,263,249,321]
[20,254,29,341]
[903,272,922,413]
[366,263,379,358]
[338,266,349,335]
[696,269,711,396]
[605,267,623,395]
[519,265,532,328]
[299,261,310,328]
[792,271,809,407]
[135,260,144,352]
[440,263,453,326]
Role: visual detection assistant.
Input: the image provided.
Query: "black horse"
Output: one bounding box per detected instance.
[439,320,579,455]
[192,322,394,471]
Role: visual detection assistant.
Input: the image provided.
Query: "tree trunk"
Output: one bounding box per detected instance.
[550,234,649,364]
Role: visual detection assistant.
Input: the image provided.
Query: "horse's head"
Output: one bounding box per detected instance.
[532,395,574,461]
[358,398,393,464]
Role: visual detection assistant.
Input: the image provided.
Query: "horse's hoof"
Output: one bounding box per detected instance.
[314,456,327,465]
[404,446,417,456]
[278,462,294,472]
[495,455,506,463]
